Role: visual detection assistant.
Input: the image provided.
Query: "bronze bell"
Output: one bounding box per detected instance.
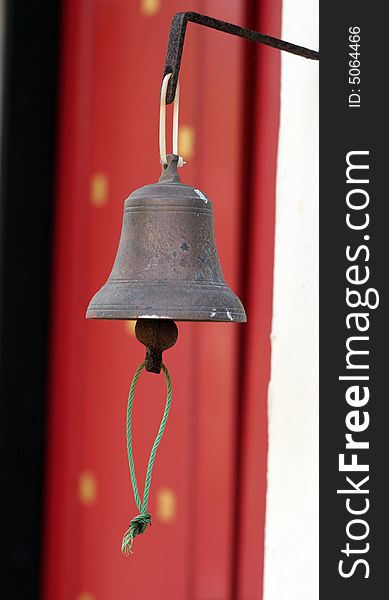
[86,155,246,325]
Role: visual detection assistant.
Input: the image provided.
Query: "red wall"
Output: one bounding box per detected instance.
[43,1,280,598]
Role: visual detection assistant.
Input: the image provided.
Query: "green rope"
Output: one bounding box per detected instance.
[121,361,173,555]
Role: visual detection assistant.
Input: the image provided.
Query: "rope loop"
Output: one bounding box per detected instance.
[121,361,173,555]
[159,73,185,167]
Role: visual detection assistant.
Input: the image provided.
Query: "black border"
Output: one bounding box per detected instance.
[320,3,387,596]
[0,2,59,596]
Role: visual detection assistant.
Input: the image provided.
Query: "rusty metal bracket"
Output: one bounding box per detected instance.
[162,11,319,105]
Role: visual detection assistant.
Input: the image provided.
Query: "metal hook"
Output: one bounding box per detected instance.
[162,11,320,105]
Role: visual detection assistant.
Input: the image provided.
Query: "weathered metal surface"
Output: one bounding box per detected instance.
[135,318,178,373]
[86,154,247,323]
[162,11,319,104]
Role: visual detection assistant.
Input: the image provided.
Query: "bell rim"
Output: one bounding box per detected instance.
[86,306,247,323]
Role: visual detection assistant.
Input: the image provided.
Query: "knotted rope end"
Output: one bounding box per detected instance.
[121,513,152,556]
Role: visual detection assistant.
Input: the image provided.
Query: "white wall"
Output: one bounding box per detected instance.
[263,1,319,599]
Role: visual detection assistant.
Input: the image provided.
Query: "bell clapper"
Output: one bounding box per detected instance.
[135,319,178,374]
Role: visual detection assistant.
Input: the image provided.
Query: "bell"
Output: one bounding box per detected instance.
[86,154,246,323]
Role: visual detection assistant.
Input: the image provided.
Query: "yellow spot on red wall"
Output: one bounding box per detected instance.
[90,173,108,207]
[78,594,95,600]
[141,0,160,17]
[125,320,136,336]
[157,488,176,523]
[79,471,97,505]
[179,126,195,160]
